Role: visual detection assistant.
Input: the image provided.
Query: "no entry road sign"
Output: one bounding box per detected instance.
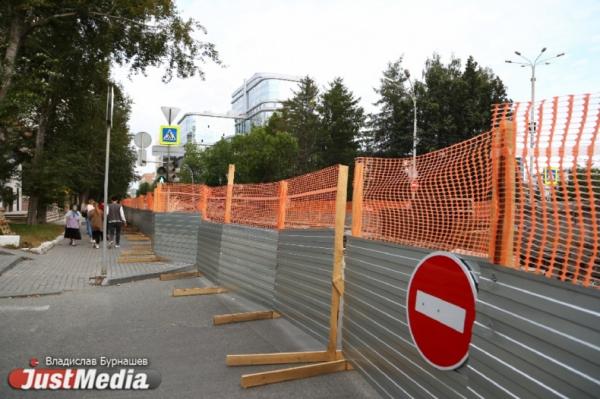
[406,252,478,370]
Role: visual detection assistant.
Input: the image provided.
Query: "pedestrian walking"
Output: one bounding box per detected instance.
[64,205,82,246]
[107,196,127,248]
[85,199,95,243]
[88,202,103,249]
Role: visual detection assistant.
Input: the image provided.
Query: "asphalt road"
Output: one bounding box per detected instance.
[0,276,381,399]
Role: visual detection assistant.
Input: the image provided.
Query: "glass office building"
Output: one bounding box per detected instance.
[178,112,236,147]
[231,73,301,133]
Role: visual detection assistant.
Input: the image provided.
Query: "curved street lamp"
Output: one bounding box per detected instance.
[505,48,565,177]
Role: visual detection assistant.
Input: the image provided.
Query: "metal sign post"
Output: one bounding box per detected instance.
[101,84,114,276]
[160,106,180,182]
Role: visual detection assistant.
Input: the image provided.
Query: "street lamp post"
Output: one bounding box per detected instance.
[182,163,194,185]
[404,70,418,182]
[505,48,565,178]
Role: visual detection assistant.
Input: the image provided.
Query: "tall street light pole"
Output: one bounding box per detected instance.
[505,48,565,178]
[404,70,418,182]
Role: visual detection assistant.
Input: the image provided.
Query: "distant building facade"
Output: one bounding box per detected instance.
[178,112,236,147]
[231,73,301,134]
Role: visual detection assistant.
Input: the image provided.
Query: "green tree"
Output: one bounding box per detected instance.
[179,143,204,184]
[0,0,220,105]
[275,76,321,173]
[197,127,298,185]
[365,58,414,156]
[418,54,508,151]
[318,77,365,167]
[137,182,152,196]
[367,55,508,157]
[1,0,220,223]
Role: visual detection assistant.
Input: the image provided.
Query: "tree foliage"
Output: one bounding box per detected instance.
[269,76,365,172]
[190,126,298,186]
[367,54,508,157]
[0,0,220,223]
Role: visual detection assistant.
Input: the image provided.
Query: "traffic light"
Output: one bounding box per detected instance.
[168,157,182,182]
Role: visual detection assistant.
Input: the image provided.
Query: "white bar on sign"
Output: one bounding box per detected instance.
[415,290,466,333]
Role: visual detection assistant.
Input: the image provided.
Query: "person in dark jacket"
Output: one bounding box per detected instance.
[107,196,127,248]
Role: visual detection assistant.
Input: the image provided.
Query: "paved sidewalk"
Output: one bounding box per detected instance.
[0,225,195,298]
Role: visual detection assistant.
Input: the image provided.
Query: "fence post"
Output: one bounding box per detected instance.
[224,164,235,224]
[200,185,209,221]
[327,164,348,355]
[490,119,516,267]
[277,181,288,230]
[351,160,364,237]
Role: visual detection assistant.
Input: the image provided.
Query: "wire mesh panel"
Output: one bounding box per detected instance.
[285,165,340,229]
[492,94,600,287]
[356,134,493,257]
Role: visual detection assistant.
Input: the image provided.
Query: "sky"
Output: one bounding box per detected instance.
[114,0,600,174]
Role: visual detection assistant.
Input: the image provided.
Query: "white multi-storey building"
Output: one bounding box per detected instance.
[231,73,301,134]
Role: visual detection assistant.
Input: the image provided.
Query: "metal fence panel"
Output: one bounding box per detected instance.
[344,236,600,398]
[219,224,278,308]
[343,237,469,399]
[153,212,200,265]
[274,229,335,345]
[196,221,223,283]
[124,208,154,239]
[468,263,600,399]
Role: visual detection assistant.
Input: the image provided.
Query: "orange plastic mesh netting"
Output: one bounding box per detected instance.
[205,185,227,223]
[284,165,340,229]
[156,183,203,213]
[492,94,600,288]
[354,134,493,257]
[230,182,279,228]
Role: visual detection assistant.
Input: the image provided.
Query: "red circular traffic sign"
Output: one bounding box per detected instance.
[406,252,478,370]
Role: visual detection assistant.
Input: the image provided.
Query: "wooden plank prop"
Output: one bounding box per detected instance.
[225,165,351,388]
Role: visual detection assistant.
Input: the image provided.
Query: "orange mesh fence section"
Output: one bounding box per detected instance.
[285,165,340,229]
[356,133,494,257]
[230,182,279,228]
[156,184,203,213]
[206,185,227,223]
[492,94,600,288]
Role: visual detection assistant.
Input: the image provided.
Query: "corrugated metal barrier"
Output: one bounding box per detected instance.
[124,208,155,239]
[153,212,200,265]
[274,229,335,345]
[218,224,278,308]
[343,236,600,399]
[196,220,223,283]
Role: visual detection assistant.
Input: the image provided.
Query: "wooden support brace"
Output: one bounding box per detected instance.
[120,250,155,256]
[159,271,203,281]
[332,276,344,296]
[213,310,281,326]
[117,256,162,264]
[227,350,342,366]
[125,236,151,241]
[240,359,352,388]
[172,287,228,297]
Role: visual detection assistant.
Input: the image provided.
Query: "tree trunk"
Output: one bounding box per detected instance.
[26,97,53,225]
[0,12,25,106]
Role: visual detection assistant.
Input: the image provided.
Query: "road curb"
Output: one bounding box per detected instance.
[0,289,63,299]
[103,263,197,286]
[0,254,30,277]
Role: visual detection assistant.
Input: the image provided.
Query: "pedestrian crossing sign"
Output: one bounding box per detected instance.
[159,125,180,145]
